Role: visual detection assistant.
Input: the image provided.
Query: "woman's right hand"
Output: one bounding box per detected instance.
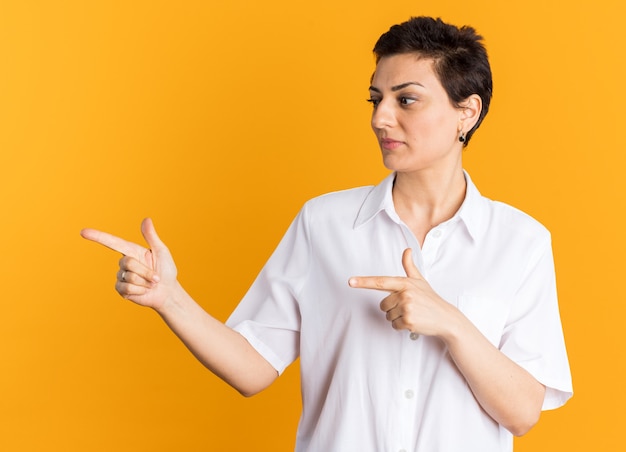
[81,218,177,311]
[82,217,279,396]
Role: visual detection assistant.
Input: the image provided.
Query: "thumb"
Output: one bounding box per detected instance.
[402,248,423,280]
[141,218,176,282]
[140,217,166,251]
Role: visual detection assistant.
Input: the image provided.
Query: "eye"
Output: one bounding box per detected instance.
[399,96,416,106]
[366,97,381,107]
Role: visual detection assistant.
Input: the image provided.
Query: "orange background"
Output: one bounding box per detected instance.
[1,0,623,450]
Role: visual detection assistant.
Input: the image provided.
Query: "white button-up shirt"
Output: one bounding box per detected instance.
[227,172,572,452]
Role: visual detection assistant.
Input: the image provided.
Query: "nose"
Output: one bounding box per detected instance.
[371,100,396,130]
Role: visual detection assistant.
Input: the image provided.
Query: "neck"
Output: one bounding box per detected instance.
[392,165,466,246]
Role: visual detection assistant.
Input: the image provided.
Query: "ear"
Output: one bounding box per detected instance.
[458,94,482,132]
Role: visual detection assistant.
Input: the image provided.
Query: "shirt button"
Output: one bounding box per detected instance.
[409,332,419,340]
[399,449,407,452]
[432,229,442,238]
[404,389,415,399]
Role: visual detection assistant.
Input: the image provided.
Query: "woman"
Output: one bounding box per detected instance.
[82,16,572,451]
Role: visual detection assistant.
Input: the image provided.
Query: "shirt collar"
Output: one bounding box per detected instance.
[353,172,397,229]
[354,170,487,243]
[456,171,486,243]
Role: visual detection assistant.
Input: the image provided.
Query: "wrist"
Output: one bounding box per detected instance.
[154,280,187,316]
[438,302,467,345]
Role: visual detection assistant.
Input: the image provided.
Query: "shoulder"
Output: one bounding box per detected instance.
[301,185,375,217]
[481,197,552,247]
[463,172,551,248]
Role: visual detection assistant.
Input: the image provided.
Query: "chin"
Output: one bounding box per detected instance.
[382,157,420,173]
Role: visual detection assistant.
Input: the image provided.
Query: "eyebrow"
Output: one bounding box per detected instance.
[368,81,425,93]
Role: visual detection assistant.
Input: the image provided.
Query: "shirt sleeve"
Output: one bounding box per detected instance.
[225,205,311,375]
[500,234,573,410]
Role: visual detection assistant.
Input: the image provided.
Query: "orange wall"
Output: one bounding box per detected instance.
[1,0,623,450]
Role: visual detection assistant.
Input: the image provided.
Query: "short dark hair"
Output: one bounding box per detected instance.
[373,17,493,146]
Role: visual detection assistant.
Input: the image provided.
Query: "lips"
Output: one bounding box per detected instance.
[380,138,404,150]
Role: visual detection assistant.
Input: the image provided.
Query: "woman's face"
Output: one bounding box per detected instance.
[369,53,464,174]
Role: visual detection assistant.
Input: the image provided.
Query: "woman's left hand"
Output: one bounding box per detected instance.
[350,248,545,436]
[349,248,454,337]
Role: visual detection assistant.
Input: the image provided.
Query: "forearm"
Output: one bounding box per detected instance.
[156,282,278,397]
[442,306,545,436]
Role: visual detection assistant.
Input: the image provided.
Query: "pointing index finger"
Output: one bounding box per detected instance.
[348,276,408,292]
[80,228,147,259]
